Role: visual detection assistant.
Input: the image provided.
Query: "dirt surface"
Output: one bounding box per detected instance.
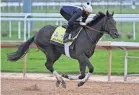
[1,78,139,95]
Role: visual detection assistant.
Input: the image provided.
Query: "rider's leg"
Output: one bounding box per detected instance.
[63,13,80,43]
[60,8,80,43]
[60,8,72,43]
[63,26,73,43]
[60,8,71,21]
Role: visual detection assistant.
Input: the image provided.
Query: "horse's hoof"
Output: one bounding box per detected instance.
[62,74,69,79]
[78,81,85,87]
[56,80,60,87]
[61,80,66,88]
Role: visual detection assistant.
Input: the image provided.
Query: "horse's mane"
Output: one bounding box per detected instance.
[87,12,105,26]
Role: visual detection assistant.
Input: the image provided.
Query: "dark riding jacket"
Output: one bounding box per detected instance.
[60,6,89,31]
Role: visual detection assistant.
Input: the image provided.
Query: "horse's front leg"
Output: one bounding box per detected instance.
[77,54,94,87]
[62,58,86,80]
[62,54,94,87]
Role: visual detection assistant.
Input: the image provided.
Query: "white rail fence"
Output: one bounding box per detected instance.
[1,13,139,41]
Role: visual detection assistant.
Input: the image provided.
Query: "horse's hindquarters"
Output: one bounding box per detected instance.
[34,25,56,47]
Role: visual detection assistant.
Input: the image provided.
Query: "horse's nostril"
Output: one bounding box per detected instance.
[115,32,118,36]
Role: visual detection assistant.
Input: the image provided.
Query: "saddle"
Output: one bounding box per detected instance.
[50,24,83,49]
[62,23,82,38]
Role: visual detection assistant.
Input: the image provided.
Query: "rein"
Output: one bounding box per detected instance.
[84,28,96,44]
[82,25,105,44]
[83,25,104,34]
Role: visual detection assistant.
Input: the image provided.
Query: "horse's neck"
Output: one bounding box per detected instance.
[92,19,103,31]
[88,21,104,43]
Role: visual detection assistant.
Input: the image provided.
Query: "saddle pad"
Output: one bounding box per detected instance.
[50,26,65,44]
[50,26,82,45]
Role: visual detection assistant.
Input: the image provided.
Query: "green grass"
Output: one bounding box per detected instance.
[1,48,139,75]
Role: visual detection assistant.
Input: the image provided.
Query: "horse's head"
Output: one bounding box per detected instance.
[102,11,119,39]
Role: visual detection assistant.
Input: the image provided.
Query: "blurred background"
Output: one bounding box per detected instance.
[1,0,139,42]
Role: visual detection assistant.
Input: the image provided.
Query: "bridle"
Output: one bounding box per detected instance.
[102,16,114,35]
[84,25,103,34]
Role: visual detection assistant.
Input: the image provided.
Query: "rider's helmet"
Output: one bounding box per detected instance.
[82,2,93,14]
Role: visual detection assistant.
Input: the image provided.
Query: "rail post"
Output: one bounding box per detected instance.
[108,47,112,81]
[23,54,27,77]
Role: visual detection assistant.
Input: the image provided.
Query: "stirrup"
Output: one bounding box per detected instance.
[63,38,70,43]
[63,38,73,43]
[68,34,72,39]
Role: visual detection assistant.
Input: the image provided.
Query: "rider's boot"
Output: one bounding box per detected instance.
[63,32,70,43]
[63,28,73,43]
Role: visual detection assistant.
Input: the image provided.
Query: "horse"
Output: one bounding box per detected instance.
[8,11,119,88]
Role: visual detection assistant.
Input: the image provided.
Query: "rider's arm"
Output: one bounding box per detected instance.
[68,10,82,26]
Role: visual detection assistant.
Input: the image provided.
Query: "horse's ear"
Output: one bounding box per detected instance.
[112,11,114,16]
[106,10,109,16]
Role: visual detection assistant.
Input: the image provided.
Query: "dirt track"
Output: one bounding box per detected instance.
[2,78,139,95]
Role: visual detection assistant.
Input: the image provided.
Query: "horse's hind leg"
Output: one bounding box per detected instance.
[44,46,66,88]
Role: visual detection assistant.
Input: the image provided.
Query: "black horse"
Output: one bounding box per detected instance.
[8,11,119,88]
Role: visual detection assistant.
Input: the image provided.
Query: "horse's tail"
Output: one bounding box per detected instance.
[8,36,35,61]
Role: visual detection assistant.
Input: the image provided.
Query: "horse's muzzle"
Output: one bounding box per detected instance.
[110,31,120,39]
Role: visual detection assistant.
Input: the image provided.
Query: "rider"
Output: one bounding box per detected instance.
[60,2,93,43]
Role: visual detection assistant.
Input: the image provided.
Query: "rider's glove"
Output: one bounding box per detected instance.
[80,22,86,26]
